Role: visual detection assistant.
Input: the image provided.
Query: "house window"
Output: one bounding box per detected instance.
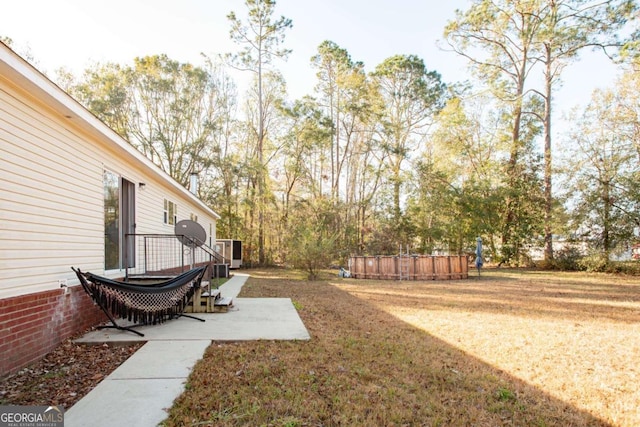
[164,199,177,225]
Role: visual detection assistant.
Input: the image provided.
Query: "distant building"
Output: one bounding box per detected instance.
[527,236,589,261]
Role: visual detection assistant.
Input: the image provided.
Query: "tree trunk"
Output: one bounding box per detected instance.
[501,99,523,261]
[257,50,265,266]
[543,47,554,262]
[603,178,611,261]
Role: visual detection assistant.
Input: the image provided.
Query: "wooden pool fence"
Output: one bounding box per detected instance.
[348,255,468,280]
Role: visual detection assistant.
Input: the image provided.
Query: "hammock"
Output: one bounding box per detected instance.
[72,266,207,337]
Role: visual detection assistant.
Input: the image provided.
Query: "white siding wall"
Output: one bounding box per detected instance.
[0,68,217,299]
[136,182,216,239]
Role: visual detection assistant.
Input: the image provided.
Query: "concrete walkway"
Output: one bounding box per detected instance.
[65,273,310,427]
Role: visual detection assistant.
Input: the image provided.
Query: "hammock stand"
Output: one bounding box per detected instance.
[72,266,207,337]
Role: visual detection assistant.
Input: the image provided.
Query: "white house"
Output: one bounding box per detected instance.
[0,42,220,376]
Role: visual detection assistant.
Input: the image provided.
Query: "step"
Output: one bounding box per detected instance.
[214,296,233,306]
[200,288,221,300]
[213,297,233,313]
[186,287,223,313]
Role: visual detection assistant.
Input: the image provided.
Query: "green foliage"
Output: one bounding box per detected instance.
[50,0,640,270]
[408,95,520,257]
[68,55,221,187]
[555,247,583,271]
[371,54,447,220]
[226,0,292,71]
[227,0,292,266]
[607,261,640,275]
[539,248,640,275]
[286,199,339,280]
[563,75,640,260]
[539,246,583,271]
[577,254,611,273]
[361,216,414,256]
[499,158,546,265]
[443,0,639,266]
[495,387,517,403]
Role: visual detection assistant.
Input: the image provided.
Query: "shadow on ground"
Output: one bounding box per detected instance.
[345,269,640,324]
[164,268,623,427]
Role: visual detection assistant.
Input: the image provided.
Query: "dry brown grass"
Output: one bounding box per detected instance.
[164,268,640,427]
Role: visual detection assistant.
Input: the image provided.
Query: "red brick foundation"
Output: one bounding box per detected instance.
[0,287,106,377]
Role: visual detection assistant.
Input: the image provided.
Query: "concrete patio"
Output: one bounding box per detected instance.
[64,272,310,427]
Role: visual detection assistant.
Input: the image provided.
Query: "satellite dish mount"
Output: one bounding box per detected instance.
[175,220,207,268]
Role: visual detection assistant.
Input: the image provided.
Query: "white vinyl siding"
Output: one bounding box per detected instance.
[0,50,219,299]
[0,82,104,296]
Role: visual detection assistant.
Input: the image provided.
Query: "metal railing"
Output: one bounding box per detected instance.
[123,234,227,280]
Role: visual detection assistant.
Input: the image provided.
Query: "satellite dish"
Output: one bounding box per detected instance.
[175,220,206,247]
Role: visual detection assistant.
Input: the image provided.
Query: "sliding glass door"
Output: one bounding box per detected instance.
[104,170,135,270]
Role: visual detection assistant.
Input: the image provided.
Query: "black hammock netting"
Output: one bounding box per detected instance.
[72,266,207,336]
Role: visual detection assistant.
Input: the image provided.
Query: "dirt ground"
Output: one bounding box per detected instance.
[0,340,142,409]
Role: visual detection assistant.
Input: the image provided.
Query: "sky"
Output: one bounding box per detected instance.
[1,0,621,123]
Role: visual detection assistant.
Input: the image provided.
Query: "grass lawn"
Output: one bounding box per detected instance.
[164,268,640,427]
